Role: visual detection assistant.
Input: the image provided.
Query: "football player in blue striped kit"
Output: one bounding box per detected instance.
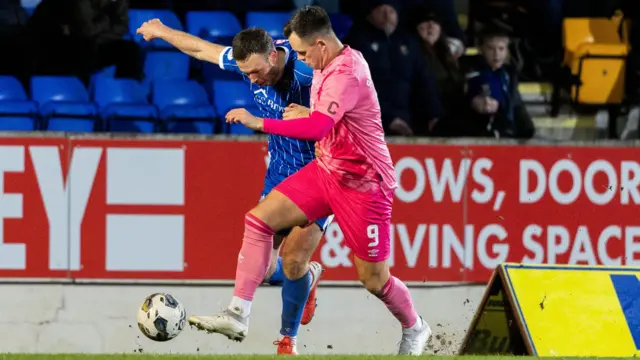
[137,19,330,355]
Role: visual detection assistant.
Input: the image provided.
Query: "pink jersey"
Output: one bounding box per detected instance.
[311,46,397,193]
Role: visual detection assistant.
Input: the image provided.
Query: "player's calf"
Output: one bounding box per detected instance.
[281,224,325,326]
[281,225,320,279]
[355,256,391,294]
[354,257,431,355]
[264,235,286,285]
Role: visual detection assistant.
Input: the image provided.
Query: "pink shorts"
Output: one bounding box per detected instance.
[275,161,392,262]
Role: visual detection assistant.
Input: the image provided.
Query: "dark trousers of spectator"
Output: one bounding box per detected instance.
[0,30,31,86]
[625,11,640,105]
[31,37,143,85]
[0,4,30,86]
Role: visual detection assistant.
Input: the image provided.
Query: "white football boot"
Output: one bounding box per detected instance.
[188,309,249,342]
[398,316,432,355]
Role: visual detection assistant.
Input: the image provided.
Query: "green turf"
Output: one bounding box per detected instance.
[0,356,638,360]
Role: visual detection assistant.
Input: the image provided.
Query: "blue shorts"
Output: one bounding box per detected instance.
[261,169,332,237]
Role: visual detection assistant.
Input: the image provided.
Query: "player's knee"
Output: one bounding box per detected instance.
[281,250,309,280]
[356,260,391,295]
[359,273,388,295]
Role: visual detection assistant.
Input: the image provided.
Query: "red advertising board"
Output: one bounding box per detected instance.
[0,136,637,283]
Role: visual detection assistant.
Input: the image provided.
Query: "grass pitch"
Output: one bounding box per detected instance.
[0,356,638,360]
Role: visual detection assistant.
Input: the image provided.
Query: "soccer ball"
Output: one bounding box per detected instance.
[137,292,187,342]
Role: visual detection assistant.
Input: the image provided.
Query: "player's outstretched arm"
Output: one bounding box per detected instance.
[225,108,334,141]
[136,19,225,64]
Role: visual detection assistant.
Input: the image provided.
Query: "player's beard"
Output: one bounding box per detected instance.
[265,65,282,86]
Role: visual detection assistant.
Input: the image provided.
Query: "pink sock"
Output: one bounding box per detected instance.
[233,213,274,301]
[377,276,419,328]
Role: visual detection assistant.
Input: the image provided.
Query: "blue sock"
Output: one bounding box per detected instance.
[280,270,311,337]
[266,257,285,285]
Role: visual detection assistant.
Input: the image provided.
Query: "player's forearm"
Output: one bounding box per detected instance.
[162,28,225,64]
[262,112,334,141]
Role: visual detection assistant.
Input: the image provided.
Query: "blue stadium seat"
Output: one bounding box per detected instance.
[0,117,36,131]
[0,76,30,102]
[87,65,117,98]
[0,76,38,130]
[21,0,40,17]
[142,51,190,96]
[186,11,241,82]
[246,12,291,39]
[330,13,353,39]
[93,78,158,133]
[202,61,240,82]
[186,11,241,41]
[47,118,96,132]
[30,76,97,132]
[212,80,254,114]
[152,79,216,134]
[143,52,190,81]
[129,9,183,49]
[212,80,258,135]
[23,7,35,17]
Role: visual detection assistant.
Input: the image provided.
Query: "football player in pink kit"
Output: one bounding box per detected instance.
[188,6,432,355]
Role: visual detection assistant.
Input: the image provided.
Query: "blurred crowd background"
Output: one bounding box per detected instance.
[0,0,637,140]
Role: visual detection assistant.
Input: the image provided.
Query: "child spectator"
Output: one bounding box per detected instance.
[464,26,535,139]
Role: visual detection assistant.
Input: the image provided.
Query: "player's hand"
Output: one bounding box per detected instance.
[136,19,169,42]
[225,108,264,131]
[283,104,310,120]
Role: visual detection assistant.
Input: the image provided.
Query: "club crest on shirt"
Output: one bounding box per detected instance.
[400,45,409,56]
[371,42,379,52]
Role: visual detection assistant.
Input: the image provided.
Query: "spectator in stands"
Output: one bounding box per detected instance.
[28,0,142,84]
[343,0,442,136]
[341,0,466,46]
[0,0,30,84]
[411,8,464,136]
[622,0,640,139]
[464,27,535,139]
[405,0,466,45]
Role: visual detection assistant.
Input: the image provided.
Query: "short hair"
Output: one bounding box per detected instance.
[478,25,511,45]
[283,6,333,40]
[232,28,275,61]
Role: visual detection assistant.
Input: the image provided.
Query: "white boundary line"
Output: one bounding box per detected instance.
[0,277,484,287]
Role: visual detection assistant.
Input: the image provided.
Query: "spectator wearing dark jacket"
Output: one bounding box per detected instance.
[343,0,442,136]
[403,0,465,44]
[342,0,466,45]
[621,0,640,138]
[0,0,30,83]
[411,8,465,136]
[464,27,534,139]
[28,0,142,84]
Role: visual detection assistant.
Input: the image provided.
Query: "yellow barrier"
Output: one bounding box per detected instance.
[460,263,640,356]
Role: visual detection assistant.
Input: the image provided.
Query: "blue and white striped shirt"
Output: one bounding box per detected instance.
[219,40,316,178]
